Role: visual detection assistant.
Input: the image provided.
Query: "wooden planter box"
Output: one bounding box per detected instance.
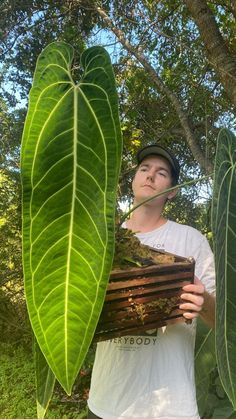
[94,251,195,342]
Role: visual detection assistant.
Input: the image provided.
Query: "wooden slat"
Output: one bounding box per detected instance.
[107,271,193,291]
[95,316,186,342]
[110,260,194,280]
[105,279,191,302]
[97,308,183,331]
[101,289,182,312]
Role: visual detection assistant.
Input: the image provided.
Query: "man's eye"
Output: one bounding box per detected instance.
[159,172,166,177]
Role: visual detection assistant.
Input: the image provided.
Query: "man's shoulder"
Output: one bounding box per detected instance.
[166,221,212,259]
[167,220,205,240]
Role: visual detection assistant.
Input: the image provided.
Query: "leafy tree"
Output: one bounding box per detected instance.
[1,1,235,167]
[94,0,235,171]
[0,0,96,102]
[184,0,236,107]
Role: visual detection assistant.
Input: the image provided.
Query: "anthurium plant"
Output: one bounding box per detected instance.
[212,128,236,411]
[195,128,236,418]
[21,41,122,402]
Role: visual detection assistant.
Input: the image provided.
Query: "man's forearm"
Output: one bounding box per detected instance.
[200,291,215,329]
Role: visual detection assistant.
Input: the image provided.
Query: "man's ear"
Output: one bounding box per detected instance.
[167,187,178,200]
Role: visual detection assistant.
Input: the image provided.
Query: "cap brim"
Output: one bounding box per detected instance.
[137,145,180,180]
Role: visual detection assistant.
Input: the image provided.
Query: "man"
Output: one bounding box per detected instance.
[88,144,215,419]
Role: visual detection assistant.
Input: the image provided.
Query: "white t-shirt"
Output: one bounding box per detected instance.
[88,220,215,419]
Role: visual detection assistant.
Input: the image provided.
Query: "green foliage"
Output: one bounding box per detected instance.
[164,192,212,234]
[0,290,29,346]
[112,0,234,160]
[200,368,235,418]
[212,129,236,408]
[0,100,22,289]
[194,128,236,418]
[0,343,37,418]
[21,41,122,393]
[35,340,55,419]
[195,319,216,416]
[0,1,96,103]
[0,168,22,289]
[0,342,92,418]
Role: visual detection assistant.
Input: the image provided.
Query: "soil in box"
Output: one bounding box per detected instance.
[94,229,195,342]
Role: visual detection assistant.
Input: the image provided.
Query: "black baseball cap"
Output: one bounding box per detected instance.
[136,144,180,183]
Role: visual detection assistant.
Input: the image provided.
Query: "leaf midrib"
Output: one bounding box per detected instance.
[64,86,78,388]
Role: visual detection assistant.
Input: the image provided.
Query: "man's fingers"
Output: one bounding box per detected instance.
[180,293,204,306]
[180,277,206,318]
[183,311,199,320]
[182,283,204,294]
[182,276,204,294]
[179,302,202,312]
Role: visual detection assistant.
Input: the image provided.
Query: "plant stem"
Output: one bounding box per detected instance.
[120,174,212,225]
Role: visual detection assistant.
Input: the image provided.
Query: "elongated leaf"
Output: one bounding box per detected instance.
[21,42,122,393]
[35,339,55,419]
[212,128,236,408]
[195,319,216,416]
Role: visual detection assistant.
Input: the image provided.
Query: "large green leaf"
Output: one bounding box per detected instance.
[212,128,236,408]
[195,319,216,416]
[21,42,122,393]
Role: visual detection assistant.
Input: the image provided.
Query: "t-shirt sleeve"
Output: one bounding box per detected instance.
[192,235,215,295]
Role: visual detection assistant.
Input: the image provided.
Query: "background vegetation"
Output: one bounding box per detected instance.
[0,0,235,417]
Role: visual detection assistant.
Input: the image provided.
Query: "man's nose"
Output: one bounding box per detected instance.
[147,173,154,181]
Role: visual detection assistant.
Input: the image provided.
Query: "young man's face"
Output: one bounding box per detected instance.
[132,155,177,205]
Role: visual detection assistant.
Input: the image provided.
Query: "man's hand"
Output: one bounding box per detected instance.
[179,277,205,320]
[179,277,215,328]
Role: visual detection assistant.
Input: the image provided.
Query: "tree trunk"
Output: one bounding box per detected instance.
[184,0,236,108]
[94,5,214,174]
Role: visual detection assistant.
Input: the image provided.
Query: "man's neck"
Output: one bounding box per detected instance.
[126,205,167,233]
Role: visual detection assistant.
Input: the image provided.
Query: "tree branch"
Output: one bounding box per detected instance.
[94,4,213,173]
[184,0,236,107]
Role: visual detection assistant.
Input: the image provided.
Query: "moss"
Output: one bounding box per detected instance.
[130,297,180,324]
[113,227,174,268]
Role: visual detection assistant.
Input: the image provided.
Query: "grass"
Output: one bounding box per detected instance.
[0,342,37,418]
[0,342,92,418]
